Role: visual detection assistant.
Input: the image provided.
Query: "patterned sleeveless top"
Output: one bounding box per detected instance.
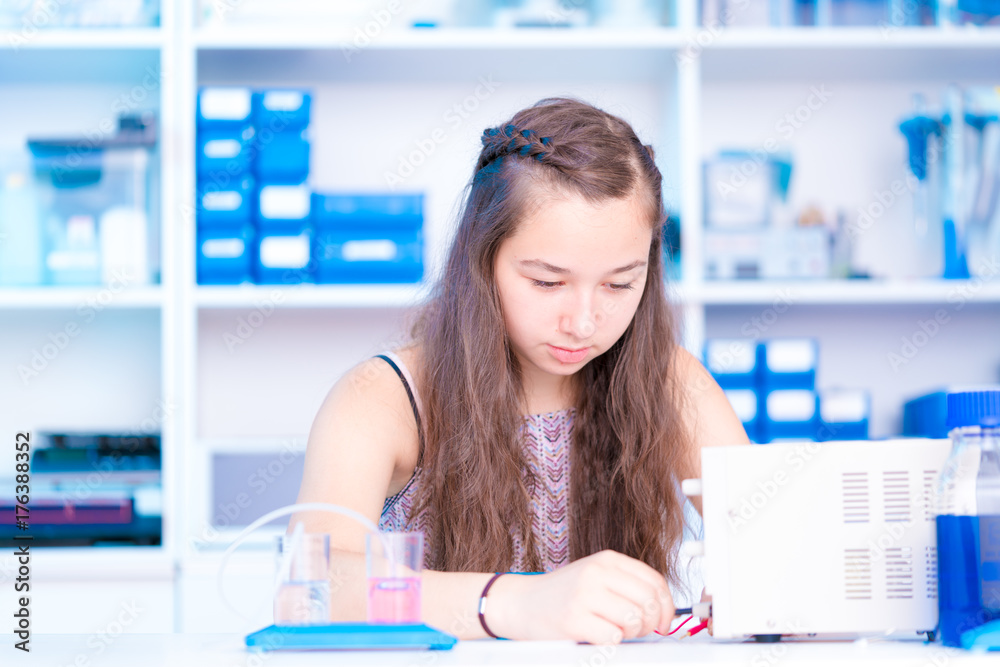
[376,351,573,573]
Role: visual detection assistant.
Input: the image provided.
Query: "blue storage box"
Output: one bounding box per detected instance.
[704,339,759,389]
[314,230,423,284]
[818,389,870,441]
[197,87,253,129]
[313,193,424,230]
[197,226,253,285]
[759,338,818,390]
[198,176,255,229]
[902,391,948,438]
[255,183,312,231]
[197,126,255,179]
[724,388,760,443]
[761,389,818,443]
[252,128,310,181]
[253,226,313,284]
[252,90,311,130]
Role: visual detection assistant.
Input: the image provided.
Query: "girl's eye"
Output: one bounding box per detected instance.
[530,279,561,289]
[609,283,635,292]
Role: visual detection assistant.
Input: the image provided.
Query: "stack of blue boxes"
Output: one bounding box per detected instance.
[196,87,258,284]
[195,86,424,285]
[704,338,870,443]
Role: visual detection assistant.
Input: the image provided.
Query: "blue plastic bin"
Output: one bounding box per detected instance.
[197,87,253,129]
[759,338,818,390]
[253,226,313,285]
[902,391,949,438]
[313,230,423,284]
[197,126,255,179]
[761,389,819,443]
[252,90,311,130]
[705,339,759,389]
[197,176,255,229]
[818,388,870,441]
[313,192,424,230]
[255,183,312,232]
[197,226,254,285]
[252,128,310,181]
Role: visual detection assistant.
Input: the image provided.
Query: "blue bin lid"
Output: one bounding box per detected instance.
[947,389,1000,429]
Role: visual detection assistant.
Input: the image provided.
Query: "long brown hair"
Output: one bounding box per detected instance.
[408,97,691,588]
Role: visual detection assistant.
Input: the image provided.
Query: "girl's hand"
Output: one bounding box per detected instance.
[488,550,675,644]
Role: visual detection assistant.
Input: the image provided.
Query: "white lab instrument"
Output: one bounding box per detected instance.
[684,438,950,641]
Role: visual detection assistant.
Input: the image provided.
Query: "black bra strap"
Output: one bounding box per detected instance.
[375,354,425,464]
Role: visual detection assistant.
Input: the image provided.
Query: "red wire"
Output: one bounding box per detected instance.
[684,619,710,637]
[653,615,694,637]
[667,615,695,636]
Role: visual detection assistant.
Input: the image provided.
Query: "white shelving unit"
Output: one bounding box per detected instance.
[2,0,999,634]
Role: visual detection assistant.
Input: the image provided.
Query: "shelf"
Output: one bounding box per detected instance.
[706,26,1000,49]
[193,25,1000,52]
[27,545,173,579]
[194,283,430,309]
[0,286,163,309]
[194,26,685,50]
[200,437,307,453]
[685,280,1000,305]
[0,28,162,50]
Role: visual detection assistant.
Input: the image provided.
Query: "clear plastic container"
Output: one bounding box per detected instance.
[935,390,1000,647]
[0,0,160,28]
[31,144,154,286]
[0,151,44,286]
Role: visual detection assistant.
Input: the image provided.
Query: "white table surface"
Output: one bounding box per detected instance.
[3,632,997,667]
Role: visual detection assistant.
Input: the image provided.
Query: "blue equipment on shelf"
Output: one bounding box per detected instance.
[256,183,312,231]
[197,226,254,285]
[197,87,253,129]
[198,176,255,229]
[818,388,870,441]
[761,389,820,442]
[253,227,313,284]
[759,338,818,390]
[312,192,424,284]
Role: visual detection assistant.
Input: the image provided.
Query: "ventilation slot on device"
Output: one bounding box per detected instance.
[922,470,938,522]
[842,472,870,524]
[883,471,911,523]
[925,545,938,600]
[845,548,873,600]
[885,547,914,599]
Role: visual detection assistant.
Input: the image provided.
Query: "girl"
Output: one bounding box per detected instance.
[292,97,749,644]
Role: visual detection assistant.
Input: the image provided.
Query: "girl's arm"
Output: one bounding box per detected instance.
[289,357,498,633]
[673,346,752,634]
[290,357,675,643]
[673,346,752,517]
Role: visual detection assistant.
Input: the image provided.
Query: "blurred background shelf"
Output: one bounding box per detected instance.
[193,26,687,50]
[686,280,1000,304]
[194,284,430,309]
[0,27,162,49]
[0,286,163,309]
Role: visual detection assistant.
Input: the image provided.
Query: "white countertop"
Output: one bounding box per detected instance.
[4,632,997,667]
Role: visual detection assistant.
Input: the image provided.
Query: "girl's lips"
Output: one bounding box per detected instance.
[548,344,590,364]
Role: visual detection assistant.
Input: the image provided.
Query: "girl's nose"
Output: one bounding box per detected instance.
[559,293,596,340]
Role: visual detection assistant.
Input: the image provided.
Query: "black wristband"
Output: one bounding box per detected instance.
[478,572,507,639]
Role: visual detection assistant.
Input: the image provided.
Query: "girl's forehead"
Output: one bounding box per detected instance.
[499,193,653,272]
[510,191,652,243]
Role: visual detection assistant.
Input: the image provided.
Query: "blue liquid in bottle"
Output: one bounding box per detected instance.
[937,514,1000,647]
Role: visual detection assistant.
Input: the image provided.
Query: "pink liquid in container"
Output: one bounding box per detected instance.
[367,576,421,624]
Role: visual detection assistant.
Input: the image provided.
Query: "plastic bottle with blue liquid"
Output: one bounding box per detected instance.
[935,389,1000,648]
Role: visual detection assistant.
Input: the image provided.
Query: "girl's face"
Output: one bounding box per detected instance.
[494,190,652,391]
